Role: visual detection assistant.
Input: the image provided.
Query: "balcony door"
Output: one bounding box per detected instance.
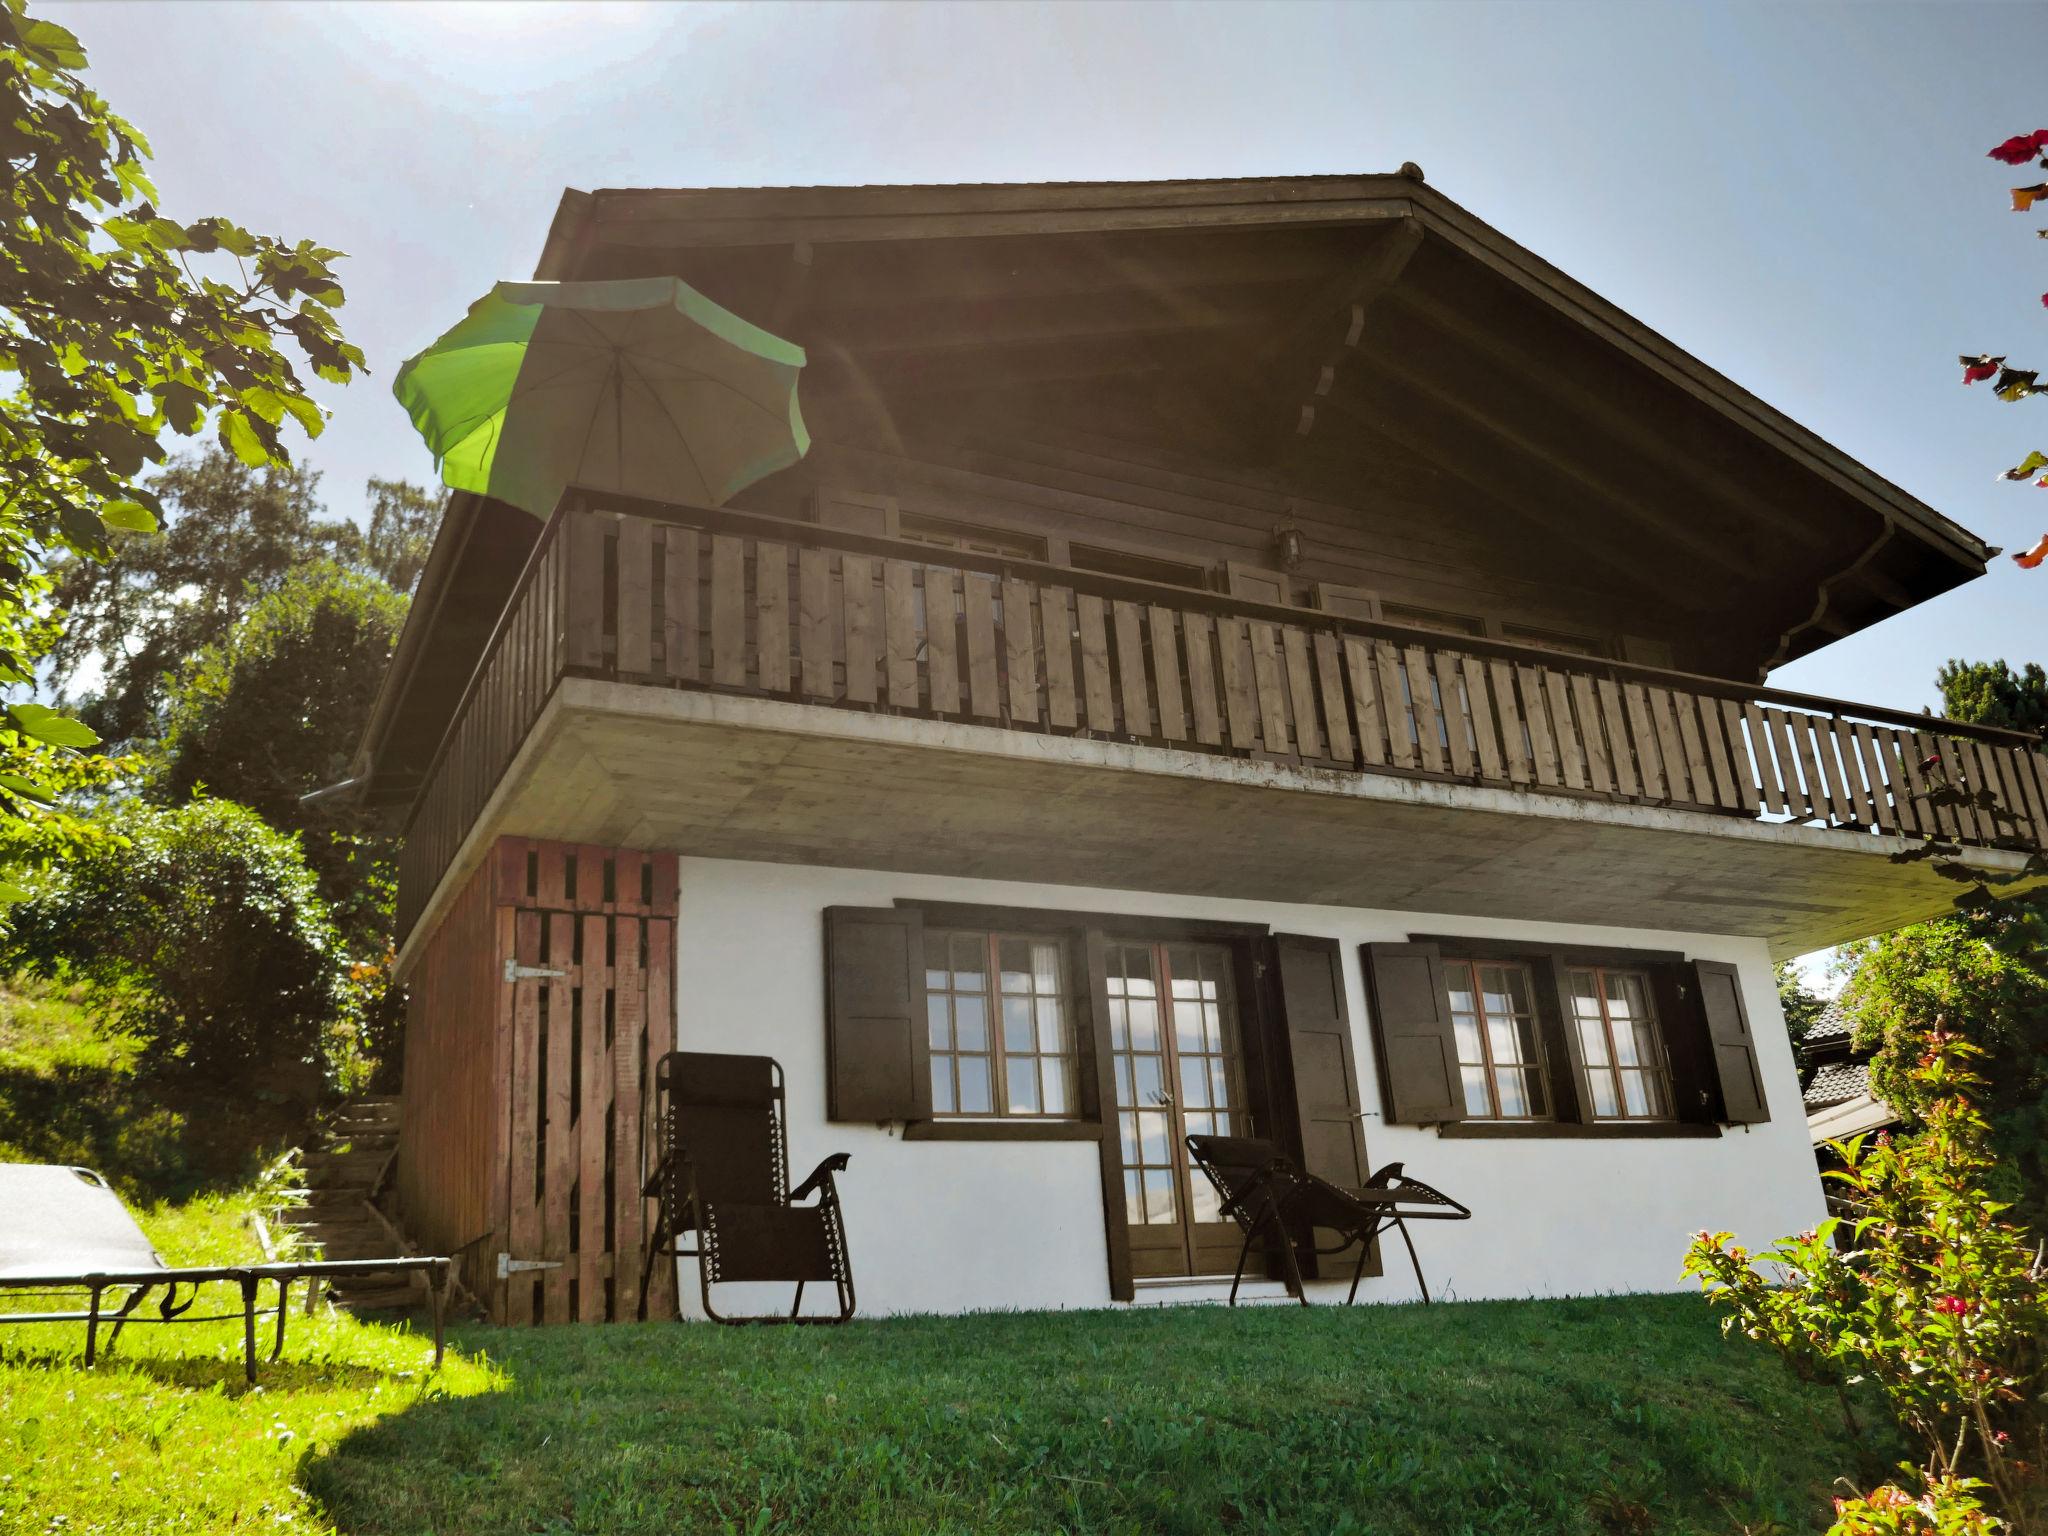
[1101,939,1250,1279]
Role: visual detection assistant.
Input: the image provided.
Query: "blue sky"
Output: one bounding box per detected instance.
[54,0,2048,718]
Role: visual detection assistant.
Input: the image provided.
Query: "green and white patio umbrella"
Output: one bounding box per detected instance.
[393,275,810,517]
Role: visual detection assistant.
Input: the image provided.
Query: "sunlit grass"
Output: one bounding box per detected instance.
[0,1177,1877,1536]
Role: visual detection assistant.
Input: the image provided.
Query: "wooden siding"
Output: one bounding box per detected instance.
[393,855,499,1302]
[395,500,2048,954]
[397,835,679,1324]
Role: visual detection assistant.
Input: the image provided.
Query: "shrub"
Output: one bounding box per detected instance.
[1684,1029,2048,1532]
[0,797,350,1092]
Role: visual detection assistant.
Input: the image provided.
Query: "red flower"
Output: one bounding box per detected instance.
[1936,1295,1971,1316]
[1990,133,2048,165]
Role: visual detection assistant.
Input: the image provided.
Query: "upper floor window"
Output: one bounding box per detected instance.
[1567,966,1672,1120]
[898,512,1048,562]
[1446,959,1551,1120]
[1069,542,1210,591]
[924,929,1075,1118]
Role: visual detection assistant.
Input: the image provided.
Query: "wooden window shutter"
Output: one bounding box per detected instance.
[1226,561,1291,607]
[1690,960,1770,1124]
[823,906,930,1122]
[1360,942,1465,1125]
[1313,582,1379,621]
[1273,935,1369,1190]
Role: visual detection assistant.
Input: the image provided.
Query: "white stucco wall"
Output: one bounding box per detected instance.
[672,856,1826,1319]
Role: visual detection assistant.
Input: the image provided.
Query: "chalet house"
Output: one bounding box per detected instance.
[356,173,2048,1324]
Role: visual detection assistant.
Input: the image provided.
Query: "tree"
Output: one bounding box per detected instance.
[154,559,406,935]
[0,0,362,861]
[1936,660,2048,737]
[1776,958,1828,1046]
[0,798,349,1089]
[44,453,439,745]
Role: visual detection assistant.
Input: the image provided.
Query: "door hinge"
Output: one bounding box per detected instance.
[496,1252,565,1279]
[503,960,568,984]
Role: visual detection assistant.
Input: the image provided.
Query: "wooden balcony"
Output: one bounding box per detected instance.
[393,495,2048,956]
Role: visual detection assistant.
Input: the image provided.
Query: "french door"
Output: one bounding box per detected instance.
[1101,939,1250,1278]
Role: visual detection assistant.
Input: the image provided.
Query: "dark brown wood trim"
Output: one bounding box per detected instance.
[1409,934,1687,969]
[899,899,1269,944]
[1437,1120,1721,1141]
[1084,930,1135,1302]
[902,1119,1101,1142]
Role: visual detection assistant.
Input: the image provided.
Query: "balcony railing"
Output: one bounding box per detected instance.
[394,494,2048,944]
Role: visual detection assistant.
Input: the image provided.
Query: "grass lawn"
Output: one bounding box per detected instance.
[1,1186,1878,1536]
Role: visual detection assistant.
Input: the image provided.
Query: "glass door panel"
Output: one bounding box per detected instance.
[1106,938,1247,1278]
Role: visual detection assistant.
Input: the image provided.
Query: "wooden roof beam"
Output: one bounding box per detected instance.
[1264,221,1426,449]
[1315,394,1717,609]
[1386,284,1839,557]
[1346,343,1756,584]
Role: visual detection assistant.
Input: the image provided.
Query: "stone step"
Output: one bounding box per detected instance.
[293,1184,373,1207]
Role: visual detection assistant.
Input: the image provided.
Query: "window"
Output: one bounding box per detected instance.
[1567,967,1673,1120]
[1068,542,1209,590]
[898,512,1048,562]
[1379,602,1485,637]
[924,930,1074,1117]
[1501,623,1608,659]
[1445,959,1551,1120]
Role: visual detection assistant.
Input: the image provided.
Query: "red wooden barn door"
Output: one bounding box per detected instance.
[491,839,677,1325]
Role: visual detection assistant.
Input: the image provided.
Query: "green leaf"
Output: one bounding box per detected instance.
[218,408,268,468]
[0,882,31,905]
[0,773,57,806]
[99,499,158,533]
[8,702,100,750]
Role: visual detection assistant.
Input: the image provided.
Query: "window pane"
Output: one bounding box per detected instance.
[1037,997,1064,1053]
[1504,967,1535,1016]
[1487,1016,1521,1068]
[1521,1069,1549,1118]
[1003,996,1033,1053]
[1577,1014,1610,1067]
[952,932,985,986]
[1570,969,1599,1005]
[1446,964,1476,1016]
[1210,1059,1230,1111]
[1612,1017,1642,1066]
[1032,942,1059,993]
[1190,1173,1222,1225]
[1127,999,1159,1052]
[1512,1017,1542,1068]
[1116,1056,1135,1107]
[1620,1069,1652,1118]
[930,1060,954,1113]
[955,994,987,1051]
[958,1055,991,1113]
[1006,1058,1040,1115]
[1138,1110,1170,1163]
[1587,1071,1620,1118]
[1042,1058,1068,1115]
[1462,1065,1492,1116]
[998,937,1031,988]
[927,994,951,1050]
[1108,998,1129,1051]
[1119,1112,1138,1163]
[1181,1054,1209,1109]
[1133,1053,1164,1106]
[1174,997,1204,1052]
[1495,1068,1530,1118]
[925,932,950,991]
[1454,1014,1484,1065]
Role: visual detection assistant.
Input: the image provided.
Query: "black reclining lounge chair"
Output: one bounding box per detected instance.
[641,1051,854,1324]
[1185,1134,1470,1306]
[0,1163,449,1382]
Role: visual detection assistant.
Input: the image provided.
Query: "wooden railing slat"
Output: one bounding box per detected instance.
[883,560,919,708]
[1076,593,1115,732]
[1250,622,1292,756]
[755,541,791,694]
[1112,600,1154,738]
[1344,637,1387,767]
[1379,642,1419,771]
[1005,579,1043,726]
[1518,665,1560,787]
[616,517,653,675]
[963,575,1001,719]
[1285,629,1324,760]
[1830,719,1874,829]
[798,547,832,699]
[707,534,746,687]
[1699,699,1740,810]
[1316,632,1355,765]
[1150,605,1187,743]
[925,567,961,714]
[1184,611,1221,746]
[1042,586,1080,730]
[566,511,606,669]
[1572,673,1613,793]
[1437,654,1473,777]
[841,554,880,705]
[1543,670,1585,789]
[1466,657,1506,780]
[1488,659,1530,785]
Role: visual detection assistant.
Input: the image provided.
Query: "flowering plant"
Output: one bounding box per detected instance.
[1682,1028,2048,1532]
